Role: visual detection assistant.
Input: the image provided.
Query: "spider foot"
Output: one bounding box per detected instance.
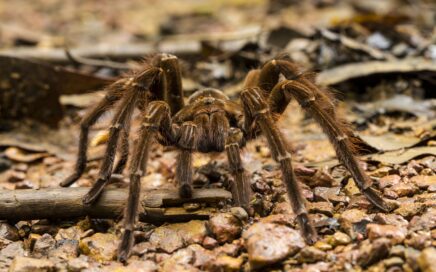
[118,229,134,264]
[82,178,107,206]
[296,213,318,245]
[60,173,80,187]
[363,187,393,212]
[179,184,193,198]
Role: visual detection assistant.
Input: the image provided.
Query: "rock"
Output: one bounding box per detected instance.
[160,246,199,272]
[202,236,218,249]
[48,239,79,259]
[388,183,419,197]
[213,241,242,257]
[243,221,305,269]
[0,223,20,241]
[357,238,391,268]
[9,256,54,272]
[79,233,118,261]
[131,241,154,256]
[328,232,351,246]
[296,246,326,263]
[373,213,408,229]
[339,209,371,238]
[369,167,392,177]
[366,224,406,244]
[409,208,436,231]
[344,178,360,196]
[0,241,25,259]
[404,231,431,250]
[418,247,436,272]
[230,207,248,222]
[208,213,242,244]
[206,255,244,272]
[33,233,56,257]
[383,257,404,268]
[67,256,89,272]
[149,220,207,253]
[0,237,12,249]
[121,260,159,272]
[394,203,425,218]
[307,202,334,217]
[405,247,421,272]
[411,175,436,190]
[55,226,82,241]
[313,241,332,251]
[379,175,401,189]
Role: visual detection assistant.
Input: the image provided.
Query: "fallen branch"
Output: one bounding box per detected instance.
[0,187,232,223]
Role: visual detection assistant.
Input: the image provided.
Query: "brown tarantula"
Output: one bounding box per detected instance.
[61,53,389,262]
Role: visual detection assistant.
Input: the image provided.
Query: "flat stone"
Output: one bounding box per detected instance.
[328,232,351,246]
[296,246,326,263]
[0,241,25,259]
[9,256,54,272]
[33,233,56,257]
[48,239,79,260]
[202,236,218,249]
[149,220,207,253]
[339,209,371,238]
[389,183,419,197]
[379,175,401,189]
[0,223,20,241]
[55,226,82,241]
[373,213,409,229]
[307,202,334,217]
[418,247,436,272]
[366,224,407,244]
[411,175,436,190]
[409,208,436,231]
[243,221,305,269]
[208,213,242,244]
[79,232,118,261]
[394,203,425,218]
[356,238,391,268]
[207,255,244,272]
[67,256,89,272]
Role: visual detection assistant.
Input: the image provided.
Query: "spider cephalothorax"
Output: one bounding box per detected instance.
[61,53,390,262]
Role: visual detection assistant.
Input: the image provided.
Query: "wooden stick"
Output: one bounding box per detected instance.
[0,187,231,222]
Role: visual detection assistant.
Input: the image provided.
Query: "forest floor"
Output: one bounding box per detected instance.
[0,0,435,271]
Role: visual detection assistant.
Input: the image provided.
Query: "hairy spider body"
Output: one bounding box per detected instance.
[61,53,389,262]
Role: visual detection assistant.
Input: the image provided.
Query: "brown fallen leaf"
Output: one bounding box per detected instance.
[317,58,436,86]
[4,147,49,163]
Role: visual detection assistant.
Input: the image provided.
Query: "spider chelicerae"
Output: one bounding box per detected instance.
[61,53,390,262]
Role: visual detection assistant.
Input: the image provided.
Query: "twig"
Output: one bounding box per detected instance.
[0,187,232,223]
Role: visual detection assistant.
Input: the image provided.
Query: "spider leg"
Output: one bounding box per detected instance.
[225,127,251,210]
[153,53,184,115]
[60,79,128,187]
[176,122,197,198]
[278,79,390,211]
[83,68,162,205]
[118,101,172,263]
[112,120,131,175]
[241,87,317,244]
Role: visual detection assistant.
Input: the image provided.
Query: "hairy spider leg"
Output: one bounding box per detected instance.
[153,53,185,115]
[82,68,163,205]
[60,79,129,187]
[241,87,318,244]
[225,127,251,210]
[176,122,197,198]
[258,57,390,212]
[118,101,172,263]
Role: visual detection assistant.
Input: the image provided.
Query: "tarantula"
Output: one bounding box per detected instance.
[61,53,389,262]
